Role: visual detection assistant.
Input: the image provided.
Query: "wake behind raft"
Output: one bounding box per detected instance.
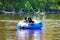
[17,20,43,29]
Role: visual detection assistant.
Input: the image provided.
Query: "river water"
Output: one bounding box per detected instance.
[0,29,43,40]
[0,20,60,40]
[0,21,43,40]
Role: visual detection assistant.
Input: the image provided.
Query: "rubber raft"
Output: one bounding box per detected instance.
[17,20,43,29]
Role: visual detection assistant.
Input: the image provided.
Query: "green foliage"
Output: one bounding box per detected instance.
[0,0,59,12]
[4,3,13,11]
[0,2,3,10]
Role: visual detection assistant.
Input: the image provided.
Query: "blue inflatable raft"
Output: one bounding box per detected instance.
[17,20,43,29]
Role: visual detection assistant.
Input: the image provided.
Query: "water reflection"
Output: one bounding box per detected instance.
[17,29,43,40]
